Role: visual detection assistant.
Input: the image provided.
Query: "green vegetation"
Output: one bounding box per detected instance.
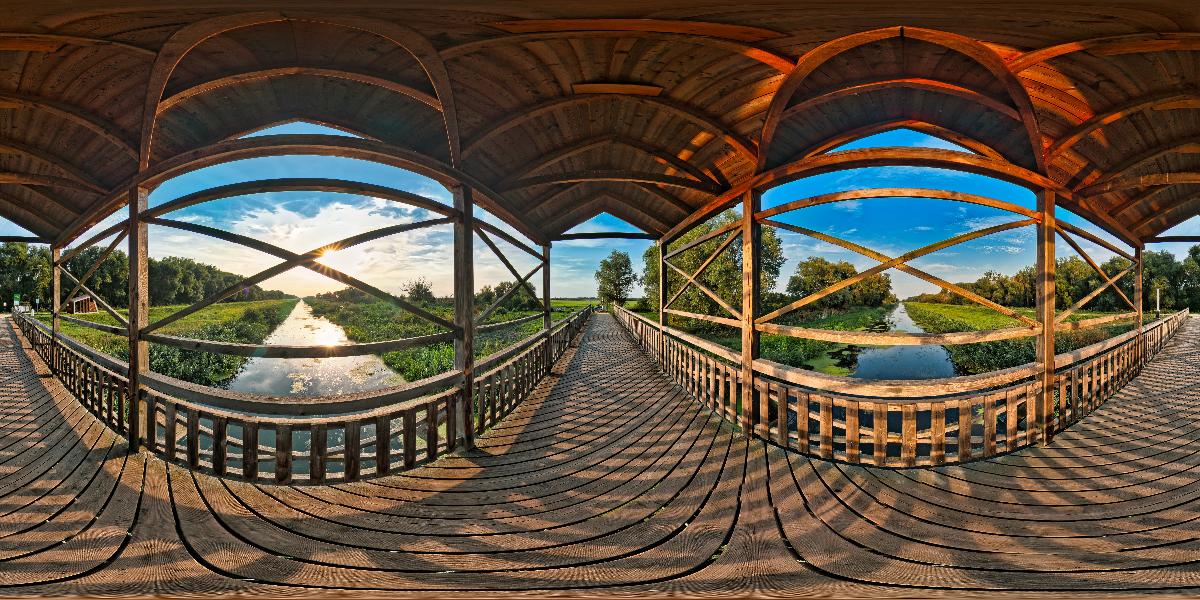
[595,250,637,306]
[37,299,297,386]
[908,247,1200,314]
[306,286,587,382]
[904,302,1134,375]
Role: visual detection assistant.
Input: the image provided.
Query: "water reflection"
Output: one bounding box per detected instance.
[226,300,405,395]
[849,304,956,380]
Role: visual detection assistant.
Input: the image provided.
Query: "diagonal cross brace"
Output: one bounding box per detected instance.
[758,218,1040,326]
[143,217,457,335]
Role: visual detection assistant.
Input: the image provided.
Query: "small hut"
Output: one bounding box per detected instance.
[67,294,98,315]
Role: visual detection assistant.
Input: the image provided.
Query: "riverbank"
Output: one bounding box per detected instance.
[36,299,297,386]
[307,295,585,381]
[626,303,894,376]
[904,301,1135,375]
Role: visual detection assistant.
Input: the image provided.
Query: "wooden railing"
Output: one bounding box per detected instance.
[614,305,1190,467]
[15,306,591,484]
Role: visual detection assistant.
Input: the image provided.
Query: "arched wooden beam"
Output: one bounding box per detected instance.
[797,119,1006,161]
[157,66,442,113]
[484,19,786,42]
[1080,172,1200,197]
[0,33,155,56]
[1047,90,1200,160]
[1077,138,1200,191]
[462,94,757,162]
[1010,33,1200,73]
[499,133,717,188]
[442,29,793,73]
[501,170,721,194]
[63,134,542,247]
[759,26,1043,173]
[140,12,460,170]
[754,147,1060,193]
[0,172,98,197]
[781,77,1021,122]
[219,117,379,142]
[0,192,60,238]
[0,137,108,191]
[144,178,459,220]
[757,187,1040,221]
[0,92,137,160]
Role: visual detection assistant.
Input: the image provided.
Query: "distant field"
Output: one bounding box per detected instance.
[904,301,1135,374]
[35,299,297,386]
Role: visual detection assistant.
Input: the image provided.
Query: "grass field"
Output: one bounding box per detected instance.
[36,299,298,386]
[904,301,1135,375]
[306,297,595,382]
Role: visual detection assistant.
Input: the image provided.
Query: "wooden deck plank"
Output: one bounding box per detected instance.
[3,314,1200,595]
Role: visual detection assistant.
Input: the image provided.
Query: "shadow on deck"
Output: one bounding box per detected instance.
[1,312,1200,596]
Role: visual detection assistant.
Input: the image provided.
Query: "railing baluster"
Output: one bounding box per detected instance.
[212,416,227,475]
[845,399,859,463]
[243,421,258,480]
[931,403,945,465]
[311,423,326,484]
[376,414,391,476]
[276,424,291,484]
[345,421,360,482]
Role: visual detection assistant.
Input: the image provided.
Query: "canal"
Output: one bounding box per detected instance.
[850,303,956,379]
[225,300,404,396]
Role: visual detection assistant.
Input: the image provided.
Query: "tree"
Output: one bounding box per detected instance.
[641,210,785,329]
[596,250,636,306]
[403,277,437,305]
[0,243,51,310]
[783,257,895,315]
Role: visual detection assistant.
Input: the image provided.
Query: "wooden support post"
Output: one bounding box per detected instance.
[1034,190,1056,445]
[657,239,666,362]
[542,243,552,373]
[126,186,150,451]
[50,246,60,369]
[1135,246,1144,364]
[741,190,761,434]
[453,186,475,448]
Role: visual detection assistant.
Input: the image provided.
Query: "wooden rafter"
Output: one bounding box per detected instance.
[1046,89,1200,159]
[0,92,138,160]
[62,230,128,307]
[501,170,721,194]
[462,94,757,161]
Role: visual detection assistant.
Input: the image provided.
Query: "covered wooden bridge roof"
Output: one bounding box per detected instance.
[0,1,1198,246]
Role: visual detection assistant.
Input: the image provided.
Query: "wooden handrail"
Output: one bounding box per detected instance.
[613,304,1190,467]
[12,306,593,484]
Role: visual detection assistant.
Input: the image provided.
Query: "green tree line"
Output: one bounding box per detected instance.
[907,246,1200,312]
[0,242,291,310]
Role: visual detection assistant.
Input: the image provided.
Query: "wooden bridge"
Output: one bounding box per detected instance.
[3,310,1200,596]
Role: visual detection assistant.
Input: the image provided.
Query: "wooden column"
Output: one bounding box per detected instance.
[127,186,149,451]
[50,246,61,365]
[657,239,666,361]
[453,185,475,448]
[741,190,761,434]
[1034,190,1056,445]
[542,243,552,372]
[1134,245,1144,364]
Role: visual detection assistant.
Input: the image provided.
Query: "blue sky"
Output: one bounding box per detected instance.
[1,124,1197,299]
